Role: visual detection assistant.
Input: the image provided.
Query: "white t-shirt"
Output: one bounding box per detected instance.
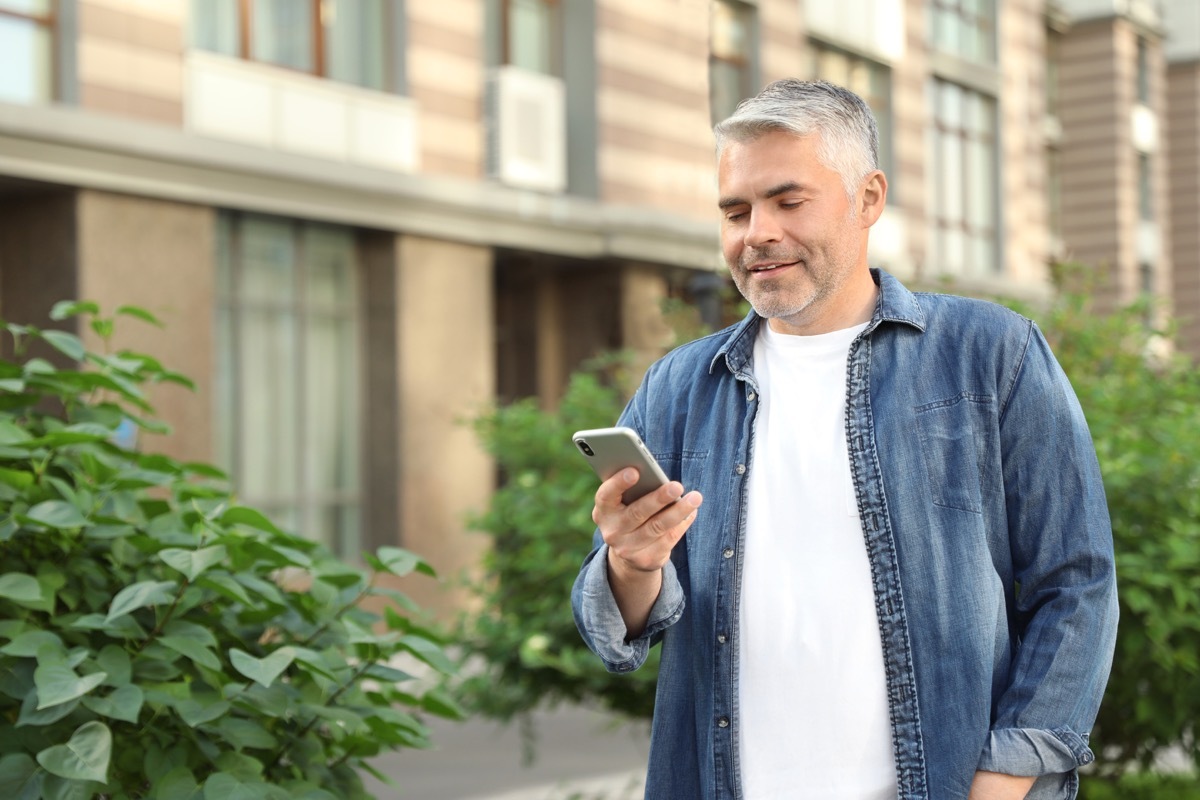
[737,320,897,800]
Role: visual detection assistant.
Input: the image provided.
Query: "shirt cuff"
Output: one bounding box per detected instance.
[977,726,1095,776]
[578,544,685,673]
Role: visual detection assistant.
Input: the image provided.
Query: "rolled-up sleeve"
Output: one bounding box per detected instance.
[572,541,686,673]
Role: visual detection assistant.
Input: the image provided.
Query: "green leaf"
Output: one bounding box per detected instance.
[229,647,295,688]
[81,685,143,723]
[0,573,43,604]
[202,772,270,800]
[370,546,437,578]
[175,697,231,728]
[159,545,227,581]
[399,635,457,675]
[1,631,64,658]
[106,580,177,622]
[159,636,221,671]
[196,574,252,605]
[42,774,99,800]
[220,507,281,535]
[116,305,163,327]
[17,692,80,728]
[0,752,44,800]
[40,330,86,361]
[0,420,31,446]
[34,663,107,709]
[35,721,112,783]
[214,717,278,750]
[0,468,33,490]
[93,646,131,688]
[23,501,88,530]
[154,766,203,800]
[49,301,99,321]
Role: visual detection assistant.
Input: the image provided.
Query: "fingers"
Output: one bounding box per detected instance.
[593,468,703,573]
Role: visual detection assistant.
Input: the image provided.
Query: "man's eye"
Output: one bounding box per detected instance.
[725,212,746,222]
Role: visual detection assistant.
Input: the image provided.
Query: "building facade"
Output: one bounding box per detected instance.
[0,0,1196,613]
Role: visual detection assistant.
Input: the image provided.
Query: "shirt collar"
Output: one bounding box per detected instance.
[709,268,926,375]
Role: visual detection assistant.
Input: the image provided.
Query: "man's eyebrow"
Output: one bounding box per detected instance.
[717,181,807,211]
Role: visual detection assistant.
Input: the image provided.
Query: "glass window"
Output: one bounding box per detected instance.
[930,0,995,64]
[1138,153,1153,221]
[1136,36,1150,105]
[807,41,894,188]
[504,0,559,75]
[926,78,998,276]
[0,0,53,104]
[710,0,755,124]
[215,212,363,557]
[190,0,392,92]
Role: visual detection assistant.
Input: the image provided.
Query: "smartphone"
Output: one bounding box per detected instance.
[572,427,671,505]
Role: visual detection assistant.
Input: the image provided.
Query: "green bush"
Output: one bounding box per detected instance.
[456,357,659,730]
[1024,275,1200,774]
[1079,770,1200,799]
[0,303,460,799]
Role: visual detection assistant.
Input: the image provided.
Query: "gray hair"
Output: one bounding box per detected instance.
[713,79,880,198]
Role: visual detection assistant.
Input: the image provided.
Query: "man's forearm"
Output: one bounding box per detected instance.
[606,549,663,638]
[969,771,1035,800]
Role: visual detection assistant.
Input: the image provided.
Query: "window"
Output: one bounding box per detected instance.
[710,0,755,125]
[190,0,391,91]
[1137,153,1153,221]
[926,78,998,276]
[807,41,894,186]
[1135,36,1150,105]
[930,0,995,64]
[0,0,54,104]
[503,0,559,75]
[215,213,363,557]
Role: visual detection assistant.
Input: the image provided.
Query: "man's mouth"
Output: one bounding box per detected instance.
[746,261,798,273]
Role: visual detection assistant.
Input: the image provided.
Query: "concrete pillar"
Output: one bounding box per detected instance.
[395,234,495,618]
[75,190,216,465]
[620,264,672,384]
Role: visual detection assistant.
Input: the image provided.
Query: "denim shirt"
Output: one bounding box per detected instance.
[572,270,1118,800]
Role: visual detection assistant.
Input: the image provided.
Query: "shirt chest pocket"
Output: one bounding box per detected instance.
[914,393,995,515]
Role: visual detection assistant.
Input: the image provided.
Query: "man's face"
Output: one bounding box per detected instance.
[718,130,875,335]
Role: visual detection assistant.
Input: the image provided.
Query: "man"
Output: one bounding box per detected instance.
[571,79,1117,800]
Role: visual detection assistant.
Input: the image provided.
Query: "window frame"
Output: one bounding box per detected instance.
[215,211,366,558]
[193,0,396,92]
[929,0,996,65]
[926,77,1000,277]
[709,0,758,125]
[0,0,57,103]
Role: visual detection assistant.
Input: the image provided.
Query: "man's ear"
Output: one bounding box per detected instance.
[858,170,888,227]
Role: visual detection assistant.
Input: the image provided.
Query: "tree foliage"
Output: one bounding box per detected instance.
[0,303,460,799]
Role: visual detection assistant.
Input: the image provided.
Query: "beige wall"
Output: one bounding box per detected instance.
[407,0,486,179]
[78,0,186,125]
[999,0,1054,289]
[395,235,495,617]
[1166,61,1200,356]
[595,0,716,221]
[75,190,215,465]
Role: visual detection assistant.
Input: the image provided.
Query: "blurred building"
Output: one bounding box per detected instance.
[0,0,1196,612]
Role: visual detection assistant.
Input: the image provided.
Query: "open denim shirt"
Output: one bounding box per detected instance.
[572,270,1118,800]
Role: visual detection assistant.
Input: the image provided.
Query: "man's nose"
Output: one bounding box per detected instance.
[744,210,782,247]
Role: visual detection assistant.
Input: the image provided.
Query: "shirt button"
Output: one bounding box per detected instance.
[717,717,729,728]
[717,633,727,644]
[747,392,756,402]
[735,464,746,475]
[723,548,734,559]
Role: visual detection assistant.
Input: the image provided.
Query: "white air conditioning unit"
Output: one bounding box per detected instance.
[485,65,567,193]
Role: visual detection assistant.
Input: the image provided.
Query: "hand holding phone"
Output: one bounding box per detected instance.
[572,427,670,505]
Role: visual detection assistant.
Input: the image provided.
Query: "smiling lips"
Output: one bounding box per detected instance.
[746,261,799,273]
